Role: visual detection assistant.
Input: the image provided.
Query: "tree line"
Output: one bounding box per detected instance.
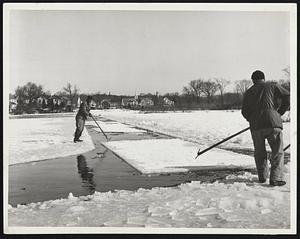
[10,83,80,114]
[9,67,290,114]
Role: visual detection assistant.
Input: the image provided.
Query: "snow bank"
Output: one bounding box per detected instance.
[8,166,290,228]
[8,117,95,165]
[93,109,290,153]
[103,138,255,174]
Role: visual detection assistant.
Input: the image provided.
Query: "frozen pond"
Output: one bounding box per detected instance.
[9,119,255,206]
[7,112,292,228]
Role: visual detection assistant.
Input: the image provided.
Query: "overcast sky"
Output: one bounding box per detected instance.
[9,10,290,95]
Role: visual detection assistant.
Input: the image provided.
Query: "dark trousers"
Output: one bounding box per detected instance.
[74,117,85,140]
[250,128,284,182]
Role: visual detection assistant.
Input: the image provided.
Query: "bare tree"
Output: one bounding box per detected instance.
[184,79,204,97]
[63,83,79,104]
[183,86,192,95]
[183,79,205,102]
[235,79,252,96]
[215,78,230,106]
[199,79,218,103]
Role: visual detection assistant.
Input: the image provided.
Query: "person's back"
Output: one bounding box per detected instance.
[242,81,289,131]
[241,70,289,187]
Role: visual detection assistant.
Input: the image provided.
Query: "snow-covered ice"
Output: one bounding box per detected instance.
[93,109,290,153]
[8,117,95,165]
[7,110,293,229]
[8,166,290,228]
[103,138,255,174]
[85,120,145,133]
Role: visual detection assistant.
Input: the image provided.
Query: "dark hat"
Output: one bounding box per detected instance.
[251,70,265,82]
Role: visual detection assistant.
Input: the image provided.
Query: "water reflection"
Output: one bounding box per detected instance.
[77,155,96,193]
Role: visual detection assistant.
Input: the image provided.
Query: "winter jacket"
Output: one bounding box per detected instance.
[76,101,91,120]
[241,80,290,131]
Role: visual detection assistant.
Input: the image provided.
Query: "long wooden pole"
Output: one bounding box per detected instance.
[195,127,250,159]
[90,114,110,141]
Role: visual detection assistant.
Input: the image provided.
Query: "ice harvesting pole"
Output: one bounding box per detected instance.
[90,114,110,141]
[195,127,250,159]
[284,144,290,151]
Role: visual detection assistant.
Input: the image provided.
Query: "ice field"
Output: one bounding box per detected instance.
[95,109,291,153]
[7,110,293,229]
[8,116,95,165]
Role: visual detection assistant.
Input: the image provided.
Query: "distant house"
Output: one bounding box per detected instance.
[66,99,72,106]
[51,96,63,105]
[140,97,154,107]
[37,96,49,107]
[9,98,17,113]
[121,98,139,108]
[48,95,69,111]
[163,97,175,106]
[37,97,43,105]
[109,102,120,108]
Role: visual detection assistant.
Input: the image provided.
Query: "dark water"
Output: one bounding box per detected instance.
[9,118,254,206]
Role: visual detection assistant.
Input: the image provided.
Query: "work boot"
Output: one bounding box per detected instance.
[259,179,266,183]
[270,180,286,186]
[74,138,83,143]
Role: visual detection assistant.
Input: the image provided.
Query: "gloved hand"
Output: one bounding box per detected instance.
[89,113,92,117]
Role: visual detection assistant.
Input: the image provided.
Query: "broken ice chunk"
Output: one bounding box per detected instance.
[103,217,125,227]
[67,206,86,213]
[171,213,185,222]
[206,222,213,227]
[146,216,173,227]
[39,203,50,210]
[127,215,147,226]
[239,199,258,210]
[148,205,171,216]
[225,215,249,222]
[218,197,238,210]
[195,207,220,216]
[260,208,272,214]
[257,198,271,208]
[66,222,78,226]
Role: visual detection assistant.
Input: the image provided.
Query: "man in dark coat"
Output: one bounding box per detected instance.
[74,96,92,143]
[242,70,290,186]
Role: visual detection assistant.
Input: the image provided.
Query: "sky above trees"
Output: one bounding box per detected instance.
[9,8,290,95]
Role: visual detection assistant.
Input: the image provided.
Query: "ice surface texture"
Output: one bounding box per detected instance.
[8,169,290,228]
[8,117,95,165]
[103,138,255,174]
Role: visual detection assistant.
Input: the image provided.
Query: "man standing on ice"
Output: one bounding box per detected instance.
[241,70,290,186]
[74,96,93,143]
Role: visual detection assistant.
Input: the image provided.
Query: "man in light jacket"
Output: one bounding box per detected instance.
[242,70,290,186]
[74,96,92,143]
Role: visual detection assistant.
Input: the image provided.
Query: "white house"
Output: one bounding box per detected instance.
[140,98,154,107]
[121,98,139,107]
[163,97,175,106]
